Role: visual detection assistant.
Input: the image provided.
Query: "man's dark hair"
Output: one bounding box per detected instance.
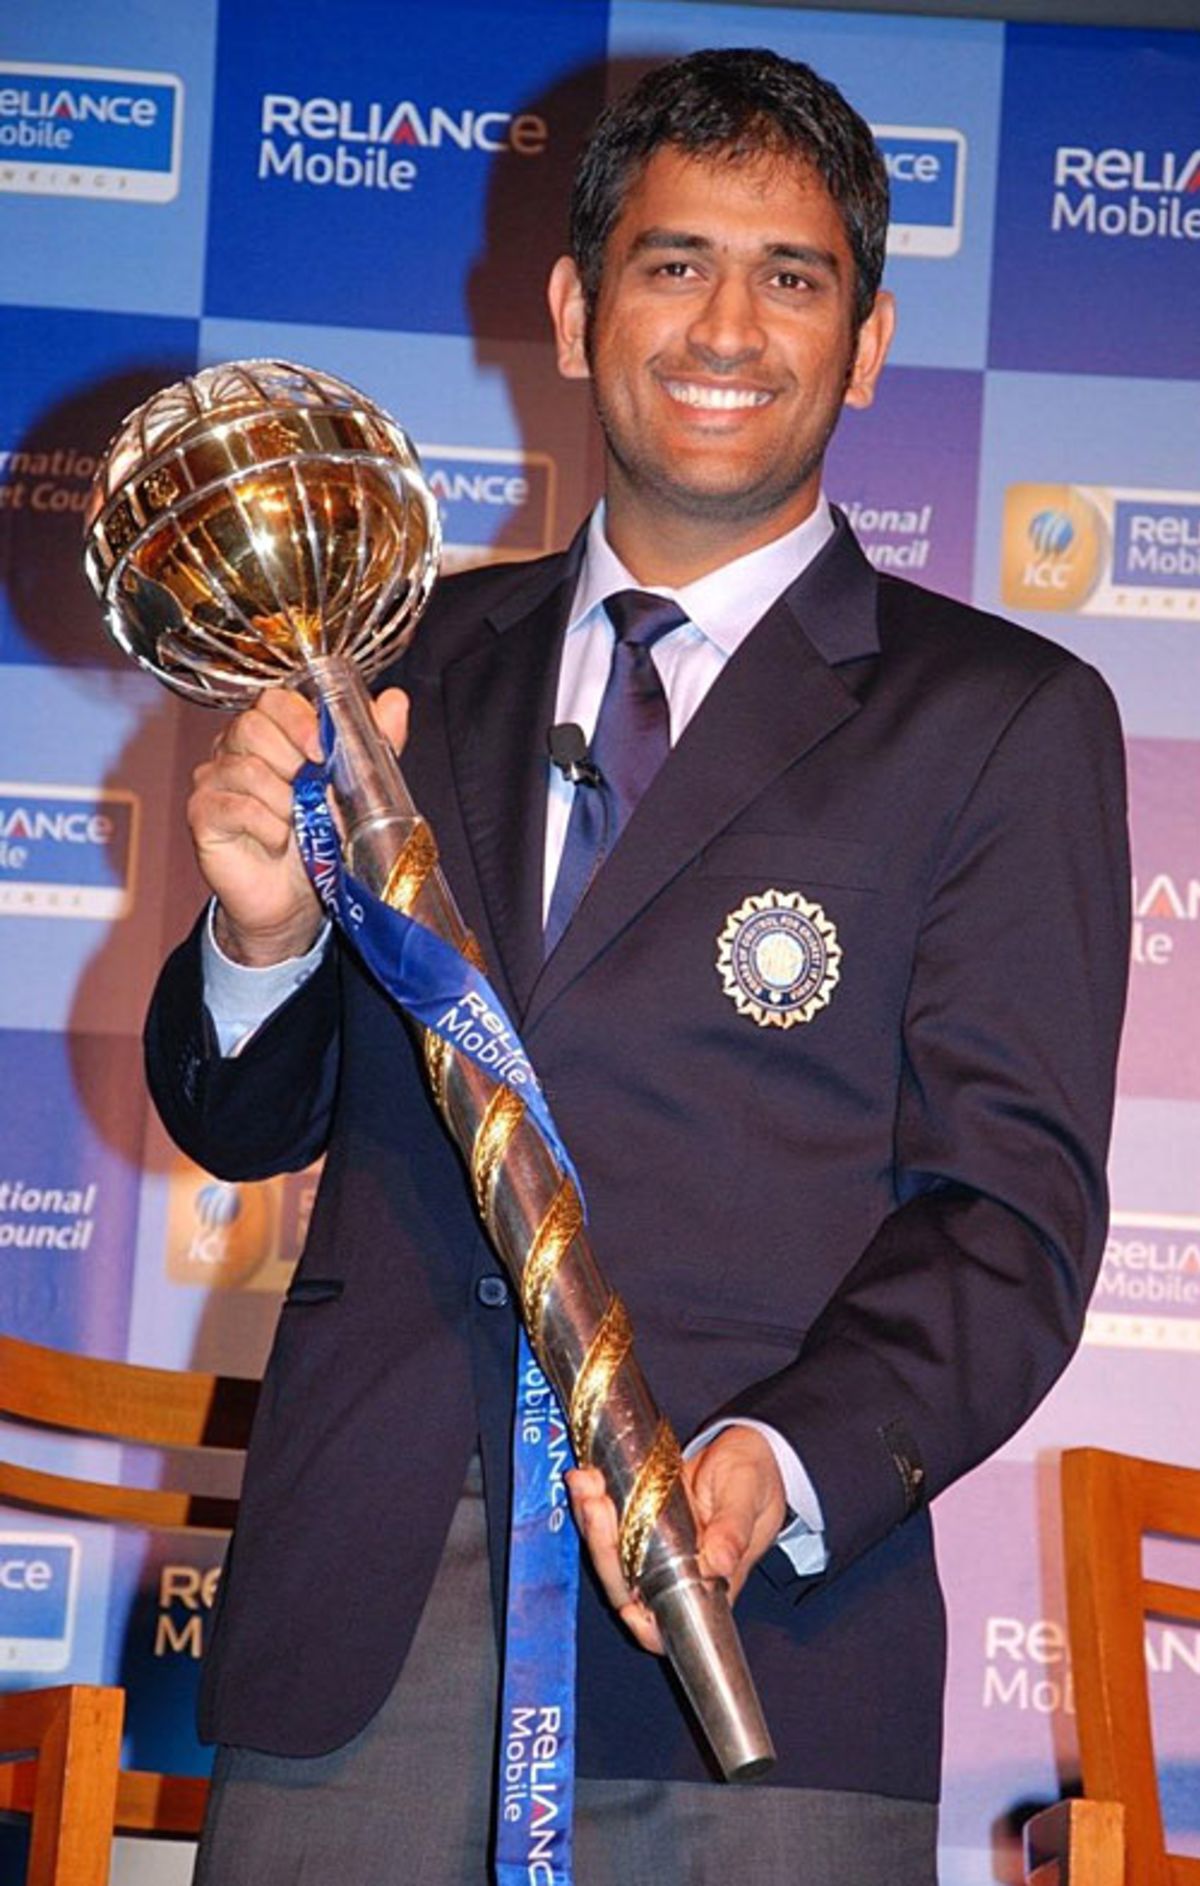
[570,47,889,330]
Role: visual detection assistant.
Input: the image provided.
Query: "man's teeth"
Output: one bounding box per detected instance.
[664,381,771,410]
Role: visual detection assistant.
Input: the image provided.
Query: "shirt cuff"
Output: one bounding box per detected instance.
[201,900,331,1058]
[685,1417,829,1577]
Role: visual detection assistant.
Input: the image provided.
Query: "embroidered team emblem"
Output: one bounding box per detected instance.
[716,889,841,1029]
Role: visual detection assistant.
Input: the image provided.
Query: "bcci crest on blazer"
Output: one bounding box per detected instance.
[716,889,841,1029]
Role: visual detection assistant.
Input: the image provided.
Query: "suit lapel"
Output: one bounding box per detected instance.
[439,542,583,1019]
[524,517,879,1030]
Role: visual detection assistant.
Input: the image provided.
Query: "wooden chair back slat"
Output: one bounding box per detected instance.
[1142,1579,1200,1627]
[0,1333,257,1449]
[1135,1464,1200,1542]
[0,1460,239,1533]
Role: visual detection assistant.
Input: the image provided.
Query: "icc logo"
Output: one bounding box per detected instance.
[165,1154,287,1290]
[1002,484,1106,612]
[1027,511,1074,558]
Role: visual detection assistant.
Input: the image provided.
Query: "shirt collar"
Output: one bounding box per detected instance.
[568,496,836,658]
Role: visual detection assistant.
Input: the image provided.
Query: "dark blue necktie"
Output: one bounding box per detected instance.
[545,590,687,954]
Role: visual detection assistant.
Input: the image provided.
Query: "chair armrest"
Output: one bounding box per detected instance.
[115,1767,210,1837]
[1024,1798,1125,1886]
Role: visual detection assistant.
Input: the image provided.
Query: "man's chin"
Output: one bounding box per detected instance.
[601,422,825,530]
[634,469,816,528]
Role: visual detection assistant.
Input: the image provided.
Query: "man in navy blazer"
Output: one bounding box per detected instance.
[146,48,1129,1886]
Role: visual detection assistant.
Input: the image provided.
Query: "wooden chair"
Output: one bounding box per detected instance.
[1024,1447,1200,1886]
[0,1333,258,1885]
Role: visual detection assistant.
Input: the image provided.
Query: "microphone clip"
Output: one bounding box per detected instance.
[548,723,602,789]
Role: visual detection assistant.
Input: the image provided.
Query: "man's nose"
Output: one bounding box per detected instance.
[685,274,767,365]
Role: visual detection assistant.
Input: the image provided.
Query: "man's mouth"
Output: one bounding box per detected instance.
[660,379,774,411]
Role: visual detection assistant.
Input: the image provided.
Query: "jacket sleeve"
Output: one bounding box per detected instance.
[721,657,1130,1581]
[144,909,342,1182]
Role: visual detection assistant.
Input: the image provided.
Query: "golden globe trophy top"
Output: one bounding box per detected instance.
[82,358,775,1782]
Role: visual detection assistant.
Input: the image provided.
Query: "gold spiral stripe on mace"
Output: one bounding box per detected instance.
[380,821,486,1115]
[423,1027,452,1111]
[519,1178,582,1351]
[380,819,438,915]
[569,1292,633,1465]
[377,810,676,1578]
[619,1417,683,1588]
[471,1085,525,1227]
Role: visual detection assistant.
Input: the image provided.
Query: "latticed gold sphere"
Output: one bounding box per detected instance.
[83,359,440,707]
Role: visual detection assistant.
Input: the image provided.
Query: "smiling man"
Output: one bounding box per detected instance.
[146,48,1129,1886]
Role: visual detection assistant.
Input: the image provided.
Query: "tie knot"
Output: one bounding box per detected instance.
[604,589,687,651]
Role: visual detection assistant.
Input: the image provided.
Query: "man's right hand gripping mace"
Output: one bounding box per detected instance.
[83,359,776,1783]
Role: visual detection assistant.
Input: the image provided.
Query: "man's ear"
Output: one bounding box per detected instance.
[843,289,896,411]
[547,256,590,381]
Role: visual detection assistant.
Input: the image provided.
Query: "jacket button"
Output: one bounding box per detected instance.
[476,1275,509,1307]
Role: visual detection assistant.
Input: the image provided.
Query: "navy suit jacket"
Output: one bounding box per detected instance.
[145,515,1130,1799]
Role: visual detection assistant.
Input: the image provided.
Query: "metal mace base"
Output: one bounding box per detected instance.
[641,1562,775,1782]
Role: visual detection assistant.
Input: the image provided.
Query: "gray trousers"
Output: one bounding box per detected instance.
[194,1467,937,1885]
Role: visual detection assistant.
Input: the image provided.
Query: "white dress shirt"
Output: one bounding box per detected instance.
[544,498,833,917]
[202,498,836,1573]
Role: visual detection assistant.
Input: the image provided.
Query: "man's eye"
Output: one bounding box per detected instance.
[772,270,811,292]
[654,260,696,279]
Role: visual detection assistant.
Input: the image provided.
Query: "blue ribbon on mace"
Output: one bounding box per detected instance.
[293,725,579,1886]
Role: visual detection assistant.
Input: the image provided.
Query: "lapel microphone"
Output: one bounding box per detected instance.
[547,723,602,788]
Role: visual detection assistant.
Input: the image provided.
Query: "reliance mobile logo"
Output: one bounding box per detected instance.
[1051,145,1200,243]
[1002,483,1200,619]
[0,784,139,920]
[1087,1210,1200,1353]
[874,126,966,258]
[0,1534,79,1672]
[1113,500,1200,587]
[1130,864,1200,973]
[1135,871,1200,925]
[421,446,556,570]
[0,61,183,202]
[258,93,547,195]
[983,1611,1200,1717]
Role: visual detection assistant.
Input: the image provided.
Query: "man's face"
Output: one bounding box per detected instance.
[549,145,893,536]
